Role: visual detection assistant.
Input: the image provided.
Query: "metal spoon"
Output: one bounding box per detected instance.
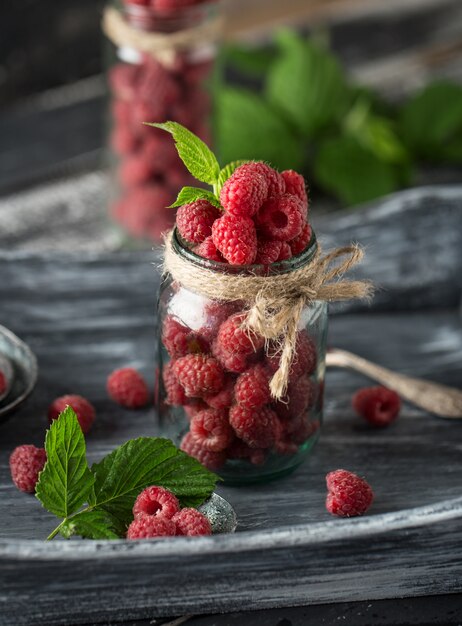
[326,348,462,419]
[0,352,14,403]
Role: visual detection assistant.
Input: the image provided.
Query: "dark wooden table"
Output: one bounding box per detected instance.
[0,186,462,626]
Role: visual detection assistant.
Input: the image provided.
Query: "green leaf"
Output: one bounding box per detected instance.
[223,44,277,76]
[89,437,218,532]
[266,30,350,138]
[59,510,120,540]
[169,186,222,209]
[217,160,249,191]
[399,81,462,163]
[146,122,220,184]
[216,88,303,171]
[314,135,399,206]
[36,407,94,519]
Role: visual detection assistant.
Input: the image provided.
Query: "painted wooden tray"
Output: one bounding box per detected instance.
[0,244,461,626]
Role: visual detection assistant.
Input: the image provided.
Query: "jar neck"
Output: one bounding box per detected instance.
[120,1,220,33]
[172,228,318,276]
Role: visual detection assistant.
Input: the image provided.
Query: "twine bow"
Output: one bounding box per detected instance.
[163,230,373,399]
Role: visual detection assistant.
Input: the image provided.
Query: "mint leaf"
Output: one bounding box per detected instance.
[217,160,249,192]
[147,122,220,184]
[170,186,222,209]
[216,88,303,171]
[266,31,349,138]
[314,135,398,206]
[36,407,94,519]
[224,44,277,76]
[399,81,462,163]
[59,510,119,540]
[89,437,218,531]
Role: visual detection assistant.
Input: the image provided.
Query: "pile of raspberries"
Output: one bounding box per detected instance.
[109,54,212,242]
[176,162,312,265]
[162,308,320,470]
[126,485,212,539]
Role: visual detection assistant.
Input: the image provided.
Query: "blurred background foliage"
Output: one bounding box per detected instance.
[215,30,462,206]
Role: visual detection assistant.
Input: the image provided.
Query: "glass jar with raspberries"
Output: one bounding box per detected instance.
[154,129,328,483]
[103,0,221,244]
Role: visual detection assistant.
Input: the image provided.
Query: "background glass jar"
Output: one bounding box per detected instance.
[104,0,221,244]
[156,229,328,484]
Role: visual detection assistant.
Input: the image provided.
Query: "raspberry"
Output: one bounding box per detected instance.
[281,170,308,218]
[9,445,46,493]
[277,242,292,261]
[284,414,316,445]
[198,301,240,345]
[205,376,235,409]
[133,486,180,520]
[273,376,315,420]
[352,386,401,427]
[266,331,317,379]
[183,400,208,420]
[126,515,176,540]
[212,214,257,265]
[162,315,208,359]
[326,469,374,517]
[107,368,149,408]
[141,133,179,172]
[48,395,95,434]
[154,0,202,13]
[212,342,249,374]
[180,432,226,470]
[220,164,268,218]
[193,237,225,263]
[0,370,6,395]
[111,99,133,126]
[172,508,211,536]
[119,154,153,188]
[163,362,188,406]
[110,127,139,156]
[257,194,304,242]
[137,58,180,106]
[132,99,166,127]
[215,313,264,356]
[176,200,221,245]
[226,439,267,465]
[108,63,139,100]
[229,405,278,448]
[235,364,271,409]
[173,354,224,398]
[247,162,286,197]
[120,184,174,238]
[190,408,234,451]
[255,240,282,265]
[290,223,312,256]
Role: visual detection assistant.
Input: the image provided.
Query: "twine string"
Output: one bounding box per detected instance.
[102,6,223,67]
[163,231,373,399]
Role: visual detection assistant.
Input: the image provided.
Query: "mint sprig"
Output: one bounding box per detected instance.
[146,121,220,185]
[36,408,219,540]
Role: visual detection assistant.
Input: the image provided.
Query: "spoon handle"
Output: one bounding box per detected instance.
[326,348,462,419]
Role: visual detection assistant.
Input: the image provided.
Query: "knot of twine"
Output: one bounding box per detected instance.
[102,6,223,67]
[163,230,373,399]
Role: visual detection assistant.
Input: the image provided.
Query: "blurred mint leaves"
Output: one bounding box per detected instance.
[217,31,462,207]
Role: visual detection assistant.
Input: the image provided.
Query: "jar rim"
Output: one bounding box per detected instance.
[171,227,318,275]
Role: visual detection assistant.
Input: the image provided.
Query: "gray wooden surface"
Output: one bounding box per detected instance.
[0,185,462,624]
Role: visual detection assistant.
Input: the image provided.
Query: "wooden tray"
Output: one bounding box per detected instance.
[1,245,461,626]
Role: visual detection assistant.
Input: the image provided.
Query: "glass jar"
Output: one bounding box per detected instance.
[156,229,328,484]
[104,0,221,244]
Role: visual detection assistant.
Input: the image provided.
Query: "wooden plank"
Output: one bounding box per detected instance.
[0,239,462,623]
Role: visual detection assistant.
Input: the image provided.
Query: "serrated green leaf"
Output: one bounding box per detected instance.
[399,81,462,163]
[217,160,249,192]
[89,437,218,530]
[169,186,222,209]
[146,122,220,184]
[266,31,350,138]
[216,88,303,171]
[224,44,277,76]
[314,135,398,206]
[36,407,94,519]
[59,509,120,540]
